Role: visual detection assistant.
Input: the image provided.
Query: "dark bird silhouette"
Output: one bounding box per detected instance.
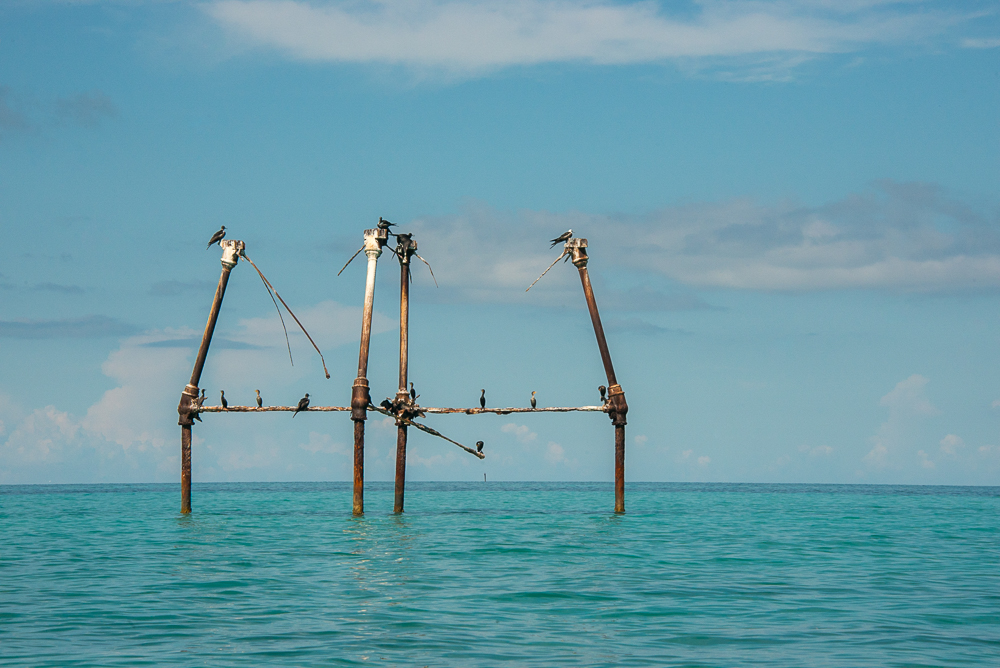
[380,398,393,411]
[476,440,484,454]
[377,217,395,230]
[530,391,537,409]
[293,393,310,418]
[599,385,607,403]
[256,389,262,408]
[193,412,201,422]
[197,389,206,407]
[480,389,486,409]
[207,225,226,249]
[220,390,228,409]
[409,382,416,401]
[549,229,572,248]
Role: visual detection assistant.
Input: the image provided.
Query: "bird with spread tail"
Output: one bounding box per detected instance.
[220,390,228,409]
[293,393,310,417]
[476,441,484,454]
[206,226,226,249]
[549,229,572,248]
[530,391,537,409]
[479,389,486,409]
[256,389,262,408]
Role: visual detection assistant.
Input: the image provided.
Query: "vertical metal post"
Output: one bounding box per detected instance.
[568,239,628,513]
[393,237,415,513]
[351,228,387,516]
[176,239,244,514]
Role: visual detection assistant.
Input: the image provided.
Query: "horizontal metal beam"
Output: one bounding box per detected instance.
[198,405,608,414]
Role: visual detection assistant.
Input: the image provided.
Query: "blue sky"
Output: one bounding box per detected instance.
[1,0,998,486]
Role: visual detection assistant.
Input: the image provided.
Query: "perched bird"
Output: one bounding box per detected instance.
[206,225,226,249]
[193,412,201,422]
[476,440,484,454]
[256,389,262,408]
[549,229,573,248]
[220,390,228,409]
[380,398,393,411]
[480,389,486,409]
[599,385,607,403]
[409,382,416,401]
[530,391,537,409]
[293,393,310,418]
[197,389,206,407]
[377,217,395,230]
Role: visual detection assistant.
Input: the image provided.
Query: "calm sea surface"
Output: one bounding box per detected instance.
[1,482,998,667]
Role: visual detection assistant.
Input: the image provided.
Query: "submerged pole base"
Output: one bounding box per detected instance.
[353,419,364,516]
[181,425,192,514]
[614,424,625,514]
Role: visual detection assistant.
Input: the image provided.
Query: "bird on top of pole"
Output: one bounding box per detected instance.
[549,229,572,247]
[377,217,395,231]
[206,225,226,249]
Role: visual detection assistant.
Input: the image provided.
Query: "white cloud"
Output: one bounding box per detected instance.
[545,441,568,464]
[799,444,833,456]
[402,182,1000,303]
[501,422,537,443]
[939,433,965,456]
[634,433,648,445]
[864,374,937,470]
[697,455,711,466]
[917,449,935,469]
[206,0,965,78]
[992,399,1000,409]
[962,37,1000,49]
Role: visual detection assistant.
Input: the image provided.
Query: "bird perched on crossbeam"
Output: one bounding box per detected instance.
[377,217,395,231]
[530,391,537,409]
[476,441,484,454]
[256,389,262,408]
[549,229,572,247]
[293,393,310,417]
[207,225,226,249]
[220,390,228,409]
[480,389,486,409]
[409,382,416,401]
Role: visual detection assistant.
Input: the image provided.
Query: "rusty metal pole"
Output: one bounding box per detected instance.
[176,239,244,514]
[568,238,628,513]
[351,227,388,516]
[393,237,415,513]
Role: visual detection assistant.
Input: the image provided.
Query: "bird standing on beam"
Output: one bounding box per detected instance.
[410,382,416,401]
[220,390,228,409]
[530,391,537,409]
[256,389,262,408]
[480,389,486,409]
[549,229,572,247]
[207,225,226,249]
[476,441,484,454]
[377,217,395,230]
[293,393,310,417]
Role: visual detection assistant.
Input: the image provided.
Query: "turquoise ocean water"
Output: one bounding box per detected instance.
[1,482,998,666]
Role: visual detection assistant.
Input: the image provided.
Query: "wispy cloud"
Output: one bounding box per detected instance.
[961,37,1000,49]
[403,181,1000,301]
[206,0,971,78]
[864,374,938,470]
[0,316,138,339]
[55,91,116,128]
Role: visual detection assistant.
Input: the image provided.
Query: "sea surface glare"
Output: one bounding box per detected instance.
[1,482,998,667]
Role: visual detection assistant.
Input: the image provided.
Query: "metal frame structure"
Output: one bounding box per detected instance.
[176,229,627,515]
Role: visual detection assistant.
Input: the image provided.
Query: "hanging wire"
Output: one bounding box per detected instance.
[337,247,365,276]
[241,251,331,379]
[525,248,569,292]
[413,252,438,287]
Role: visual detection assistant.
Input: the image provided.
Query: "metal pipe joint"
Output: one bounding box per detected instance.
[220,239,245,269]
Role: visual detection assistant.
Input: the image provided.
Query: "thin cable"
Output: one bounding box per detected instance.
[525,248,568,292]
[241,252,331,379]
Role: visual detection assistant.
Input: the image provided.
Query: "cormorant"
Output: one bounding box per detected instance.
[409,382,416,401]
[293,393,310,418]
[256,389,262,408]
[207,226,226,249]
[480,389,486,409]
[197,389,206,407]
[530,391,537,409]
[599,385,607,403]
[476,440,484,454]
[380,399,393,411]
[549,229,572,248]
[220,390,228,409]
[377,217,395,230]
